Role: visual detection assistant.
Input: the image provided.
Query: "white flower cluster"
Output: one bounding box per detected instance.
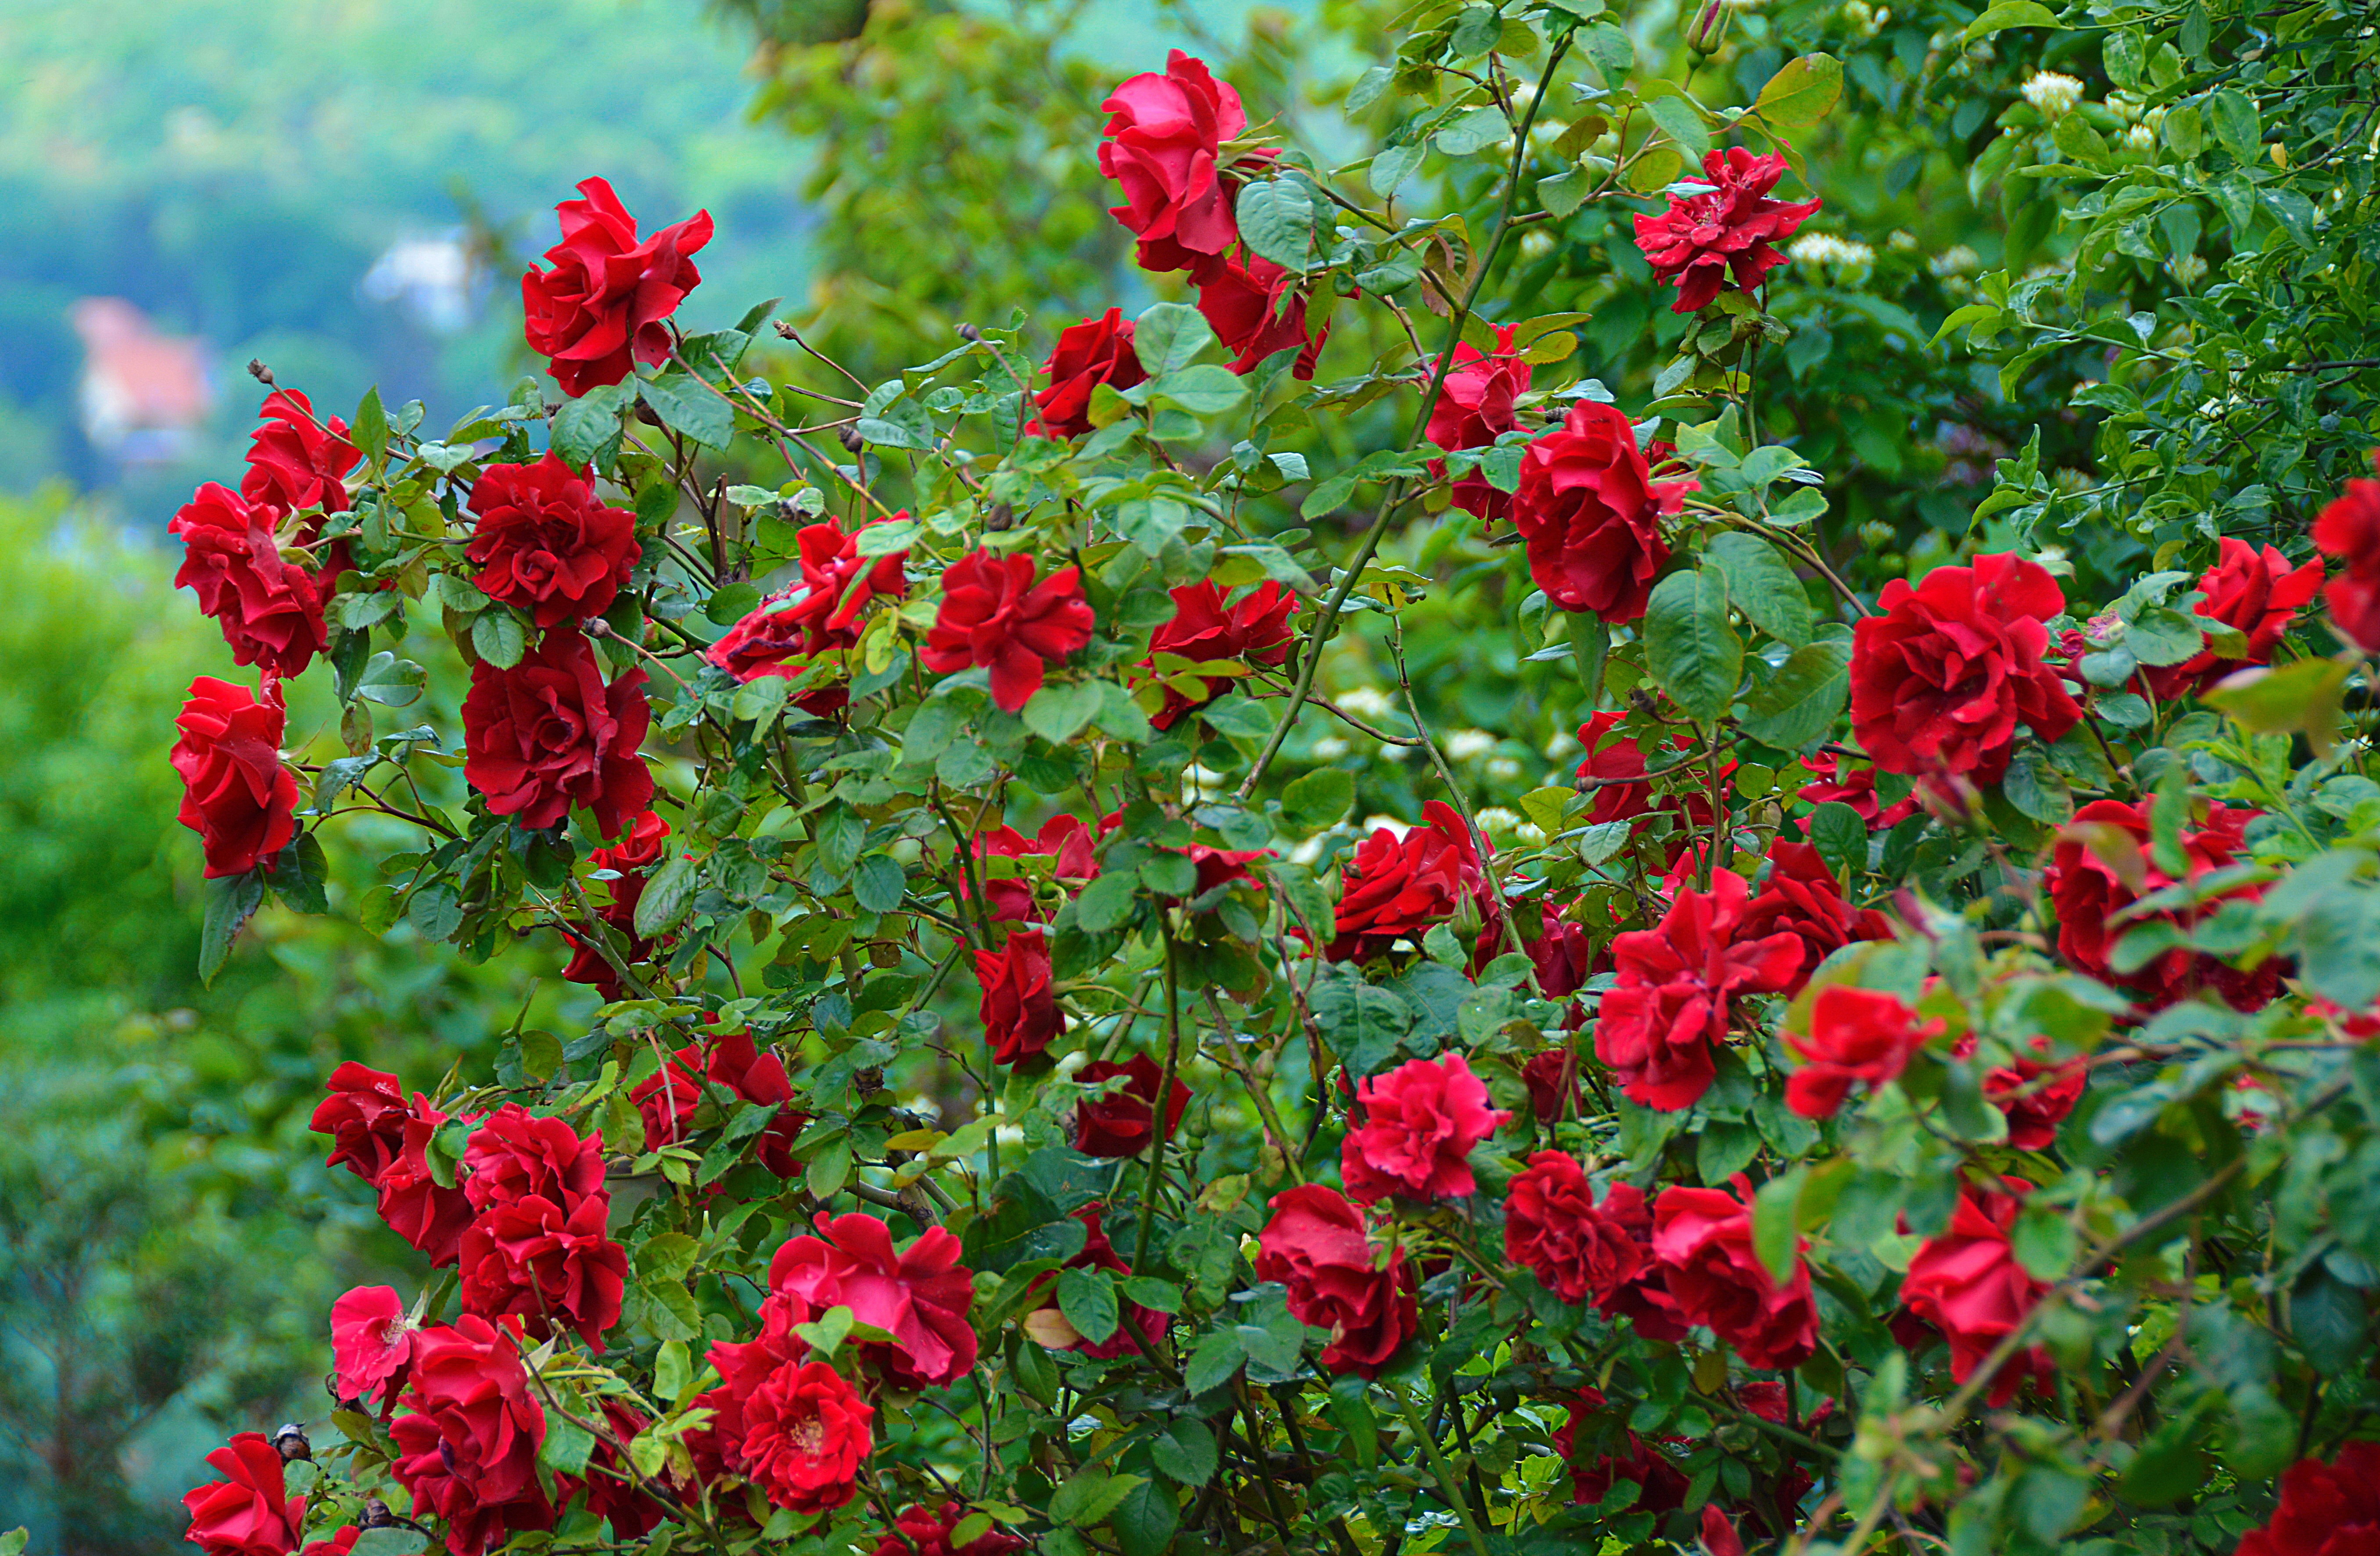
[2021,71,2086,118]
[1785,232,1877,281]
[1928,244,1982,277]
[1445,729,1499,761]
[1336,685,1394,719]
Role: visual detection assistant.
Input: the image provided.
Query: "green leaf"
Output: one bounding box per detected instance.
[1369,139,1426,195]
[805,1134,853,1198]
[1282,767,1356,833]
[1113,1481,1181,1556]
[199,871,265,986]
[348,1534,428,1556]
[551,382,630,468]
[730,674,789,728]
[1752,1167,1805,1286]
[792,1303,855,1359]
[1705,533,1812,646]
[1538,165,1592,218]
[352,386,389,461]
[2205,658,2350,758]
[472,611,527,670]
[1094,680,1154,742]
[1807,802,1867,880]
[1753,53,1844,126]
[1050,1470,1146,1530]
[1057,1266,1122,1345]
[634,851,700,938]
[1075,872,1142,933]
[540,1409,595,1477]
[1150,363,1250,415]
[638,374,734,449]
[1184,1327,1247,1395]
[1434,105,1509,156]
[1580,21,1635,85]
[706,581,762,626]
[1740,629,1850,749]
[852,854,907,914]
[1134,303,1215,378]
[2209,89,2260,164]
[2011,1201,2077,1280]
[1643,568,1742,723]
[1645,94,1709,158]
[1962,0,2058,42]
[355,651,426,708]
[1235,173,1320,273]
[1024,682,1105,744]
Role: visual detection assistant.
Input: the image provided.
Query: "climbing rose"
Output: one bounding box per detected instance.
[462,1105,608,1214]
[704,518,910,711]
[1425,326,1531,522]
[1511,400,1696,622]
[559,808,670,1000]
[387,1315,553,1556]
[700,1327,874,1516]
[1901,1178,2054,1404]
[977,928,1061,1066]
[521,176,712,397]
[965,813,1098,925]
[1072,1053,1192,1158]
[2140,537,2322,700]
[172,676,298,877]
[183,1432,305,1556]
[1029,308,1147,438]
[311,1072,474,1266]
[457,1186,626,1348]
[1595,870,1803,1111]
[460,623,653,837]
[1097,50,1254,275]
[1960,1033,2087,1150]
[872,1502,1028,1556]
[1255,1184,1418,1378]
[1197,253,1329,378]
[1573,711,1723,863]
[921,550,1096,712]
[301,1533,361,1556]
[1327,801,1494,962]
[1505,1153,1656,1309]
[1632,147,1822,313]
[1700,1507,1748,1556]
[464,452,640,629]
[330,1285,415,1409]
[1652,1175,1820,1370]
[1025,1205,1172,1359]
[1341,1052,1509,1204]
[241,389,357,515]
[1797,751,1917,829]
[313,1063,412,1182]
[1145,579,1298,730]
[2314,451,2380,653]
[2049,797,2280,1011]
[1848,552,2082,783]
[1785,985,1943,1118]
[2236,1441,2380,1556]
[1738,841,1893,995]
[762,1212,979,1389]
[630,1027,805,1177]
[171,483,327,678]
[1556,1388,1689,1513]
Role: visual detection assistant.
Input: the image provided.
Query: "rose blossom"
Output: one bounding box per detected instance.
[1504,1153,1652,1307]
[241,389,357,516]
[1574,711,1724,863]
[171,483,327,679]
[2314,451,2380,653]
[521,176,712,397]
[977,928,1061,1066]
[2139,538,2321,700]
[1097,50,1253,275]
[1072,1053,1192,1158]
[1025,1205,1172,1359]
[1197,253,1329,378]
[462,1105,609,1214]
[1341,1052,1509,1204]
[1556,1389,1689,1513]
[705,517,910,712]
[1797,751,1918,829]
[2050,796,2280,1010]
[1326,801,1495,963]
[1145,579,1297,730]
[331,1285,416,1408]
[630,1027,805,1177]
[458,1187,626,1348]
[696,1321,874,1515]
[1255,1184,1418,1378]
[1738,841,1893,995]
[1700,1507,1748,1556]
[965,813,1097,925]
[1900,1177,2054,1404]
[559,808,670,1000]
[461,623,653,836]
[1959,1034,2086,1149]
[388,1315,553,1556]
[464,452,641,628]
[301,1532,361,1556]
[313,1063,412,1182]
[172,677,298,877]
[1785,985,1944,1118]
[762,1211,979,1388]
[1029,308,1148,438]
[2236,1441,2380,1556]
[921,550,1096,712]
[183,1432,305,1556]
[1848,552,2082,783]
[1425,326,1531,522]
[872,1502,1028,1556]
[1511,400,1697,622]
[1595,870,1803,1111]
[310,1066,474,1264]
[1652,1175,1820,1370]
[1632,147,1822,312]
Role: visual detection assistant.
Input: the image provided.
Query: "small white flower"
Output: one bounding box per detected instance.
[1362,813,1413,839]
[1337,685,1394,719]
[1313,737,1352,761]
[1487,757,1525,782]
[1545,732,1583,761]
[1516,821,1548,846]
[1786,233,1875,281]
[1446,729,1499,762]
[1928,244,1981,277]
[2021,70,2086,118]
[2123,122,2157,154]
[1475,806,1524,835]
[2172,252,2208,284]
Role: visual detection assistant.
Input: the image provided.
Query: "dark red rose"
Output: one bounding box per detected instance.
[966,813,1098,925]
[461,623,652,836]
[872,1502,1028,1556]
[1738,841,1893,995]
[1196,253,1329,378]
[1796,751,1918,829]
[1029,308,1148,438]
[1527,905,1598,1005]
[171,484,326,678]
[312,1062,411,1181]
[577,1399,666,1539]
[458,1187,625,1349]
[1097,50,1252,274]
[1652,1175,1819,1370]
[1505,1152,1657,1309]
[1157,841,1274,905]
[1425,326,1531,522]
[1073,1053,1192,1158]
[1958,1034,2086,1149]
[388,1315,553,1556]
[630,1027,806,1177]
[2050,797,2280,1011]
[761,1212,979,1389]
[301,1531,361,1556]
[1849,552,2082,783]
[704,517,910,713]
[976,928,1060,1066]
[462,1104,606,1214]
[1511,401,1696,622]
[1574,711,1724,863]
[521,176,712,398]
[1900,1177,2054,1405]
[1632,147,1822,313]
[921,550,1096,712]
[381,1096,479,1267]
[1327,801,1495,963]
[2314,452,2380,653]
[331,1284,415,1409]
[705,1334,873,1516]
[1785,985,1943,1119]
[1556,1389,1689,1513]
[241,389,357,516]
[559,809,670,1000]
[1145,579,1298,730]
[183,1432,305,1556]
[172,676,298,878]
[1699,1506,1747,1556]
[1595,869,1803,1111]
[1025,1204,1172,1360]
[1255,1184,1418,1378]
[1522,1048,1584,1122]
[2237,1441,2380,1556]
[1341,1052,1509,1205]
[2141,538,2322,700]
[464,452,640,629]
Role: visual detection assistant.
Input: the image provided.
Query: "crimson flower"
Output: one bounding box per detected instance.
[1327,801,1495,963]
[1632,147,1822,312]
[240,389,357,516]
[460,623,653,836]
[1026,1205,1172,1359]
[1341,1052,1509,1204]
[705,517,910,713]
[629,1027,806,1177]
[2237,1441,2380,1556]
[965,813,1098,925]
[2049,797,2280,1011]
[560,808,669,1000]
[2314,451,2380,653]
[1145,579,1298,730]
[457,1188,626,1348]
[1738,841,1893,995]
[977,928,1061,1066]
[183,1433,305,1556]
[172,676,298,877]
[761,1212,979,1389]
[1900,1177,2055,1405]
[2140,537,2322,700]
[1556,1389,1689,1513]
[872,1502,1028,1556]
[1595,869,1803,1111]
[331,1285,416,1409]
[388,1315,554,1556]
[1098,50,1255,275]
[1255,1184,1418,1378]
[171,483,326,678]
[1425,326,1531,522]
[1959,1033,2087,1150]
[1029,309,1147,438]
[1511,401,1696,622]
[462,1104,609,1214]
[522,177,712,397]
[921,551,1096,712]
[1796,751,1917,829]
[464,451,640,629]
[1505,1153,1659,1312]
[1196,253,1329,379]
[1785,985,1944,1118]
[1072,1053,1192,1158]
[1652,1175,1819,1370]
[1573,711,1724,864]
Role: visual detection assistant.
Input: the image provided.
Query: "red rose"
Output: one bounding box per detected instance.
[921,551,1096,712]
[461,623,653,836]
[1900,1177,2053,1404]
[762,1212,979,1388]
[1145,579,1298,730]
[240,389,357,516]
[462,1104,607,1214]
[521,176,713,398]
[171,484,327,679]
[1796,752,1917,830]
[1097,50,1252,274]
[709,1341,873,1516]
[1527,905,1598,1005]
[1574,712,1724,863]
[1255,1184,1418,1378]
[1425,326,1532,522]
[1196,253,1330,379]
[966,813,1098,925]
[1738,841,1893,995]
[573,1399,666,1539]
[2140,538,2322,700]
[1631,147,1822,313]
[1026,1205,1172,1359]
[1511,401,1696,622]
[560,808,670,1000]
[183,1432,305,1556]
[1327,801,1495,963]
[1029,308,1148,438]
[2049,797,2280,1010]
[1073,1053,1192,1158]
[301,1532,361,1556]
[1653,1177,1819,1370]
[311,1068,473,1263]
[1785,985,1943,1119]
[1341,1052,1509,1205]
[388,1315,553,1556]
[313,1062,410,1181]
[1700,1507,1747,1556]
[464,452,640,629]
[331,1284,415,1409]
[2314,452,2380,653]
[1556,1389,1689,1513]
[977,927,1061,1066]
[2237,1441,2380,1556]
[1522,1048,1583,1123]
[1595,869,1803,1111]
[458,1187,626,1348]
[1848,552,2082,783]
[631,1027,806,1177]
[705,517,910,713]
[1958,1034,2087,1149]
[872,1502,1028,1556]
[1504,1152,1653,1308]
[172,676,299,878]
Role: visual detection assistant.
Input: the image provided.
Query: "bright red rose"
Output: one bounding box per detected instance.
[1145,579,1298,730]
[172,676,298,878]
[1632,147,1822,313]
[872,1502,1028,1556]
[1029,308,1148,438]
[380,1096,478,1267]
[1738,841,1893,995]
[1255,1184,1418,1378]
[1327,801,1495,963]
[183,1432,305,1556]
[301,1531,361,1556]
[630,1027,806,1177]
[1785,985,1943,1119]
[762,1211,979,1389]
[171,484,326,679]
[461,623,652,836]
[331,1285,415,1409]
[1341,1052,1509,1204]
[1900,1177,2053,1404]
[521,176,713,398]
[1556,1389,1689,1513]
[388,1315,552,1556]
[313,1063,411,1183]
[1097,50,1252,274]
[1848,552,2082,783]
[1797,751,1918,830]
[1196,253,1329,378]
[1073,1053,1192,1158]
[464,452,640,629]
[1573,711,1724,863]
[2237,1441,2380,1556]
[241,389,357,516]
[1595,869,1803,1111]
[1026,1205,1172,1359]
[1652,1175,1819,1370]
[2049,797,2280,1011]
[462,1104,606,1214]
[966,813,1098,925]
[1505,1152,1650,1307]
[704,517,910,713]
[1425,326,1532,522]
[714,1343,873,1515]
[1511,401,1696,622]
[1958,1034,2086,1150]
[458,1188,626,1349]
[1699,1506,1747,1556]
[976,928,1060,1066]
[2140,538,2322,700]
[560,809,670,1000]
[2313,451,2380,653]
[921,551,1096,712]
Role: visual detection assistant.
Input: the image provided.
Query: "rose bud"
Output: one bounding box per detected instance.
[1683,0,1731,54]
